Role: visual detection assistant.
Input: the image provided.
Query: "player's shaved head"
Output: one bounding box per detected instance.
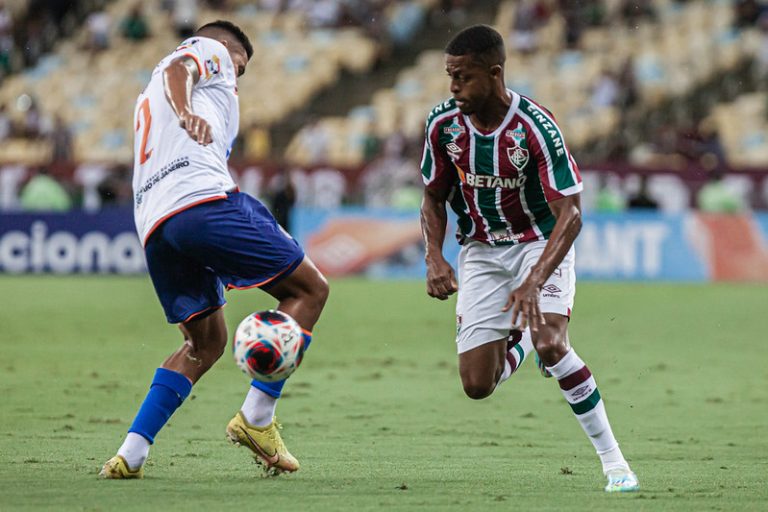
[445,24,505,68]
[196,20,253,60]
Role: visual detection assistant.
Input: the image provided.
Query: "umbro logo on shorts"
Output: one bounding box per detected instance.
[542,284,562,294]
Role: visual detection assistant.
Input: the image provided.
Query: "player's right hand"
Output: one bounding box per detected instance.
[502,279,546,333]
[179,112,213,145]
[426,258,458,300]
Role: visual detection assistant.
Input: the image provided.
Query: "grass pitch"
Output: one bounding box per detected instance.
[0,276,766,511]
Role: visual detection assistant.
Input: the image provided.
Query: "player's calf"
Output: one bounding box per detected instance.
[164,311,229,383]
[100,314,227,479]
[536,317,637,490]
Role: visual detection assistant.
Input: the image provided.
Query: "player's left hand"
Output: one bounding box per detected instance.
[502,279,546,332]
[179,112,213,145]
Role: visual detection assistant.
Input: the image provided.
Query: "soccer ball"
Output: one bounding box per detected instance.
[232,310,305,382]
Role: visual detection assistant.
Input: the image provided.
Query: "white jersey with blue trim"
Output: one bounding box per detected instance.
[132,36,239,245]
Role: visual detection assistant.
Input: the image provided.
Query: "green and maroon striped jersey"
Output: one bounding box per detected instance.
[420,91,582,246]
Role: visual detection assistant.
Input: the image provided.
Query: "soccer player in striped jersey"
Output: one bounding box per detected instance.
[420,25,639,492]
[99,21,329,479]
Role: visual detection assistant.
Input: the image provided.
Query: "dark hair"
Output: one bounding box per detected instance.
[196,20,253,60]
[445,24,505,67]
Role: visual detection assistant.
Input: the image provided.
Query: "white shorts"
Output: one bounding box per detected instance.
[455,239,576,354]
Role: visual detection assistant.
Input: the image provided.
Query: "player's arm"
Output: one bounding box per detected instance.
[163,56,213,145]
[421,185,458,300]
[503,193,582,331]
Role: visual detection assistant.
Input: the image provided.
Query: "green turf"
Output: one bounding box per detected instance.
[0,276,766,511]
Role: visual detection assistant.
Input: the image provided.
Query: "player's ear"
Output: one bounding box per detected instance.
[220,39,230,48]
[489,64,503,79]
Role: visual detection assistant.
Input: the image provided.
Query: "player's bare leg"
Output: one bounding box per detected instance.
[458,339,506,399]
[458,328,535,399]
[101,311,229,479]
[533,313,639,492]
[166,310,229,383]
[264,257,329,330]
[228,257,329,475]
[530,313,570,367]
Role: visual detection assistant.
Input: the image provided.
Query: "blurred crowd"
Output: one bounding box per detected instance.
[0,0,426,77]
[0,0,108,80]
[1,0,767,217]
[508,0,768,52]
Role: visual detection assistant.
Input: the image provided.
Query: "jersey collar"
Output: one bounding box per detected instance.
[462,89,520,138]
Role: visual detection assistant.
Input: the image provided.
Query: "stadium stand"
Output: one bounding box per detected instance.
[285,0,759,167]
[0,0,384,164]
[0,0,767,212]
[712,91,768,168]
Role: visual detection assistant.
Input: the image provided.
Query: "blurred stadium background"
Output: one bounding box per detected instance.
[1,1,768,509]
[0,0,767,280]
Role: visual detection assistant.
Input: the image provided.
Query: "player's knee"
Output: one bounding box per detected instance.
[461,375,496,400]
[459,354,503,400]
[534,336,568,367]
[463,382,494,400]
[312,273,330,307]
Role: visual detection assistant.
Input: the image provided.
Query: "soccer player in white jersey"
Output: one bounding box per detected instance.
[419,25,639,492]
[100,20,329,478]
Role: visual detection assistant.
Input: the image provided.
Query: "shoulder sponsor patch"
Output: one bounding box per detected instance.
[442,119,465,141]
[204,54,221,79]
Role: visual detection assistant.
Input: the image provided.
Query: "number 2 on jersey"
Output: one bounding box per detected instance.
[136,98,152,165]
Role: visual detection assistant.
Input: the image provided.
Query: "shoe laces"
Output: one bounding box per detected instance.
[266,418,287,450]
[607,470,634,483]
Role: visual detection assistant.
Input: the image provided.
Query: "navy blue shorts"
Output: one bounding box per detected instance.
[144,192,305,323]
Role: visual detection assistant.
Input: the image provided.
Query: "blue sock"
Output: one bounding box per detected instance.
[128,368,192,443]
[250,331,312,398]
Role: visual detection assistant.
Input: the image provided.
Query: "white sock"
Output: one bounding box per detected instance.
[546,349,629,474]
[598,443,629,474]
[241,385,277,427]
[117,432,150,470]
[497,330,534,386]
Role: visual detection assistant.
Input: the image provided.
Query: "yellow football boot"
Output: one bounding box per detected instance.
[226,411,300,475]
[99,455,144,479]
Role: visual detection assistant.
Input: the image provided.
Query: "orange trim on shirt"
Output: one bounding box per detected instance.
[301,328,312,337]
[182,52,203,77]
[453,162,467,183]
[143,195,227,246]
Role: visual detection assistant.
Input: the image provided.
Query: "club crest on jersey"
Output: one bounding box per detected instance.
[442,118,465,141]
[507,147,529,171]
[204,54,221,79]
[506,122,529,171]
